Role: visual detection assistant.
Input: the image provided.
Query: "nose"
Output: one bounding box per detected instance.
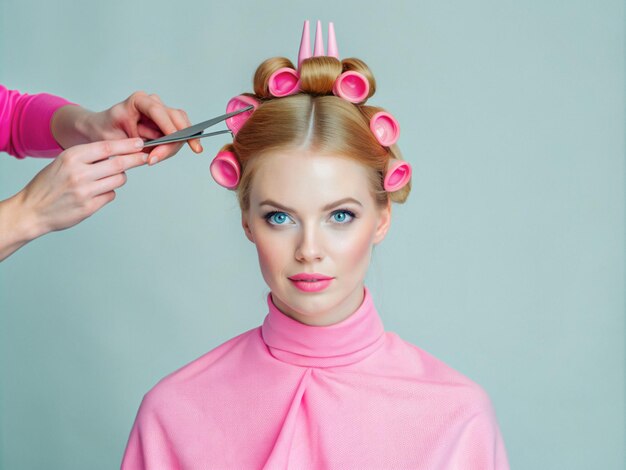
[294,224,324,263]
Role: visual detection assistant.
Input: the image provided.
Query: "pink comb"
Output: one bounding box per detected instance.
[327,22,338,58]
[313,20,325,56]
[298,20,311,68]
[298,20,340,67]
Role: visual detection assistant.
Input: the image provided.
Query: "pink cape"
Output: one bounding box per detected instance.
[121,287,509,469]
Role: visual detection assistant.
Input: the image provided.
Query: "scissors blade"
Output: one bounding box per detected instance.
[142,105,254,147]
[142,129,232,147]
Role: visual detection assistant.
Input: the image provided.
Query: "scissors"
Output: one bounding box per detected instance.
[141,105,254,148]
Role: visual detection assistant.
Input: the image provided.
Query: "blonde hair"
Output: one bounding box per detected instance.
[220,56,411,211]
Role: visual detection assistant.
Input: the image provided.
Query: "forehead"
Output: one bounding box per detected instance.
[249,150,375,209]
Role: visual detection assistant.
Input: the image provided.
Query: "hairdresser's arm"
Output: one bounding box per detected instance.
[50,91,203,165]
[0,84,76,159]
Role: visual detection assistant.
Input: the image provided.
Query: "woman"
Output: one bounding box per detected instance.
[121,21,509,469]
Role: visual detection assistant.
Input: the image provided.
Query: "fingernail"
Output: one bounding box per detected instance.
[149,156,158,165]
[142,153,149,162]
[135,138,145,148]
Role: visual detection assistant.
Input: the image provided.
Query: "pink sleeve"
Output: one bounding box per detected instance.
[0,84,78,159]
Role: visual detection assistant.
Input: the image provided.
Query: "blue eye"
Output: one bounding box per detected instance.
[331,210,355,224]
[265,211,293,225]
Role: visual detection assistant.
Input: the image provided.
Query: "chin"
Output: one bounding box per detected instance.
[292,296,334,315]
[275,284,340,316]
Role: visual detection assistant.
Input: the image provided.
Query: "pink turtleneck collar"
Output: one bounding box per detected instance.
[261,286,386,368]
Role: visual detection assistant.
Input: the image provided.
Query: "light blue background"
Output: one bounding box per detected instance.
[1,1,624,468]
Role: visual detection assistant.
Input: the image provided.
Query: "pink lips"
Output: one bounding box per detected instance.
[288,273,334,293]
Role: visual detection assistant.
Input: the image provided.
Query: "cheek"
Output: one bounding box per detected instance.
[328,222,376,271]
[257,244,279,277]
[252,225,288,280]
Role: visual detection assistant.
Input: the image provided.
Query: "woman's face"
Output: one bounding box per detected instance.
[241,149,391,326]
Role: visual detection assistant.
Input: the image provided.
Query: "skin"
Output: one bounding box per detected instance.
[0,91,203,262]
[241,149,391,327]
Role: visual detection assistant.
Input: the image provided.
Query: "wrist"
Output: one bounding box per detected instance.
[11,190,47,241]
[0,192,47,260]
[50,105,95,148]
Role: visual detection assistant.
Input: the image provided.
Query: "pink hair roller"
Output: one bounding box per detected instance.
[370,111,400,147]
[384,159,412,192]
[332,71,370,103]
[225,95,259,136]
[268,67,300,97]
[210,151,241,190]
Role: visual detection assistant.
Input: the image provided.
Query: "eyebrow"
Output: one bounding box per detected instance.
[258,197,363,213]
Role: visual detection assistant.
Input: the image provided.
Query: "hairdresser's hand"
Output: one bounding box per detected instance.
[0,137,147,261]
[51,91,203,166]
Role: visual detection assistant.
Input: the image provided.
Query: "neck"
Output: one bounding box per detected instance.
[261,285,385,367]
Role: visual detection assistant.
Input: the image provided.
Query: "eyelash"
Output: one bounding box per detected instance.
[263,209,357,226]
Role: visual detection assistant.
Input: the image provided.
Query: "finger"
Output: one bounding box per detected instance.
[137,122,163,140]
[89,190,117,214]
[125,119,139,138]
[171,108,202,154]
[88,152,148,180]
[72,138,145,164]
[147,142,184,166]
[132,93,178,138]
[89,171,128,198]
[149,93,163,104]
[148,109,201,163]
[189,137,203,154]
[118,96,141,137]
[137,117,164,140]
